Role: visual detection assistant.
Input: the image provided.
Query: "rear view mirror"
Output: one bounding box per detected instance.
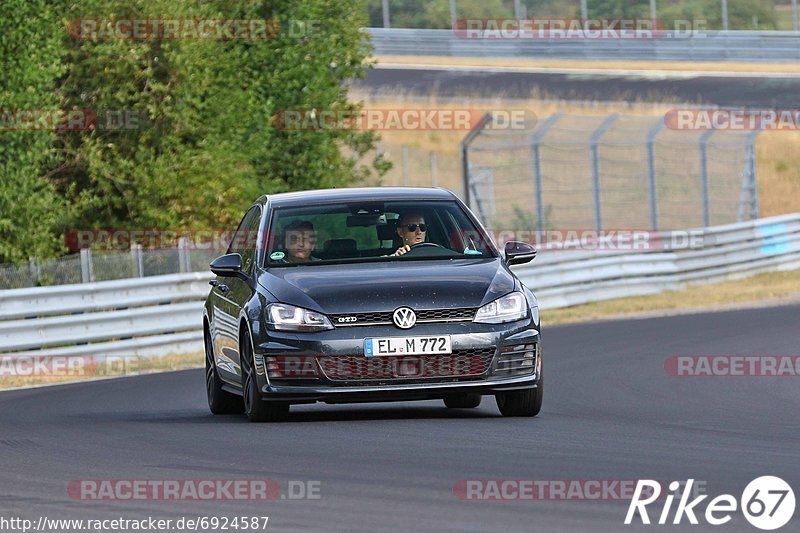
[504,241,536,266]
[347,214,383,227]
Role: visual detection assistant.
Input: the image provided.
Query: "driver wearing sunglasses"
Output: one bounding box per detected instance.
[392,212,427,256]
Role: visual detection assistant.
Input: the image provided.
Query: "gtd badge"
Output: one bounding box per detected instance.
[393,307,416,329]
[337,316,357,323]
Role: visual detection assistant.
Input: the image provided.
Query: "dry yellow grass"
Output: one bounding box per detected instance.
[545,268,800,326]
[755,130,800,217]
[376,55,800,75]
[0,352,202,390]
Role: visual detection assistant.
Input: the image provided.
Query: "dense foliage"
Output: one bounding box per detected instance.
[0,0,386,264]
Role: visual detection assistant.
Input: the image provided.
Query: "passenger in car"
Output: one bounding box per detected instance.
[281,220,318,263]
[393,212,427,256]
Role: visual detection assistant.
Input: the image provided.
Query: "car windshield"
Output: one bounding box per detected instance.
[265,200,497,266]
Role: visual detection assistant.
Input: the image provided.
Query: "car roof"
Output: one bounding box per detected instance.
[263,187,457,208]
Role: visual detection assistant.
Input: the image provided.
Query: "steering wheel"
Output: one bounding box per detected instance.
[409,242,443,250]
[394,241,456,259]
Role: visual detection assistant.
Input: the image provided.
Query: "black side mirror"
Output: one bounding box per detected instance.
[210,253,245,278]
[504,241,536,266]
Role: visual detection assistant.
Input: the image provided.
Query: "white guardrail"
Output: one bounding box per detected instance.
[1,214,799,358]
[367,29,800,62]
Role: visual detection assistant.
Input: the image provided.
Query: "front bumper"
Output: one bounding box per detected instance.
[252,318,540,404]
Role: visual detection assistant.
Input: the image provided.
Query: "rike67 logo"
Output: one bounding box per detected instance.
[625,477,795,530]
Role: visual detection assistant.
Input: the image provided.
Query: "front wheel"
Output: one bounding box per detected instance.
[206,328,243,415]
[495,373,543,417]
[241,329,290,422]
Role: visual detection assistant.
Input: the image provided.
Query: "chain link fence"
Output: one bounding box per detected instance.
[0,246,219,290]
[461,112,760,231]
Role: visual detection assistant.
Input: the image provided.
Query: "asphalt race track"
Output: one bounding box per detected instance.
[355,67,800,107]
[1,303,798,532]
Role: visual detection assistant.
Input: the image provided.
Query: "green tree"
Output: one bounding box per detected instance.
[0,0,65,264]
[49,0,386,238]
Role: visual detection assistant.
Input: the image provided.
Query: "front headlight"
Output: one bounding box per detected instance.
[266,303,333,331]
[473,292,528,324]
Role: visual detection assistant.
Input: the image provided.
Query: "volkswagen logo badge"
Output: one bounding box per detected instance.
[392,307,417,329]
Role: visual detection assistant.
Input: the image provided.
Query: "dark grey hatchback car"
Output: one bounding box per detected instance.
[204,187,541,422]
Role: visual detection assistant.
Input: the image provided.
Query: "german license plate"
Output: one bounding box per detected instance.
[364,336,452,357]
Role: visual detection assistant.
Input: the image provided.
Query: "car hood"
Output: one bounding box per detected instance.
[258,258,516,314]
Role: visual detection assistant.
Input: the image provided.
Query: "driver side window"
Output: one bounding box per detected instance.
[228,206,261,275]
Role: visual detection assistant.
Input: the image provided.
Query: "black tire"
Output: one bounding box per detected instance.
[495,373,543,417]
[205,327,243,415]
[443,393,482,409]
[240,328,290,423]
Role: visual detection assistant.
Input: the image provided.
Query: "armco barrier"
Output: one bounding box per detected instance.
[1,214,798,358]
[367,29,800,62]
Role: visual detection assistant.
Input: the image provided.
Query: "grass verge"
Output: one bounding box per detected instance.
[376,55,800,75]
[0,352,202,391]
[544,268,800,326]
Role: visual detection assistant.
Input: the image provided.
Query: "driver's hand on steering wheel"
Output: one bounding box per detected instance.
[393,245,411,256]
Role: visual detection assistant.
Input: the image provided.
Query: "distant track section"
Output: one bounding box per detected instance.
[355,65,800,106]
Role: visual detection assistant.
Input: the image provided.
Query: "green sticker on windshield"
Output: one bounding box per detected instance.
[270,251,285,261]
[463,248,483,255]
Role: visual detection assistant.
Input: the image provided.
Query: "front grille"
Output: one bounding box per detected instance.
[329,312,392,326]
[493,343,538,378]
[417,308,476,322]
[316,348,495,383]
[329,307,477,327]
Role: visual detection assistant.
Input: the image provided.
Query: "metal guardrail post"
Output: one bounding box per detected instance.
[746,129,761,220]
[699,129,715,227]
[178,237,190,273]
[589,114,621,232]
[646,120,666,231]
[468,166,492,224]
[460,112,493,209]
[80,248,94,283]
[381,0,390,28]
[131,244,144,277]
[722,0,729,31]
[28,258,41,285]
[530,113,563,231]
